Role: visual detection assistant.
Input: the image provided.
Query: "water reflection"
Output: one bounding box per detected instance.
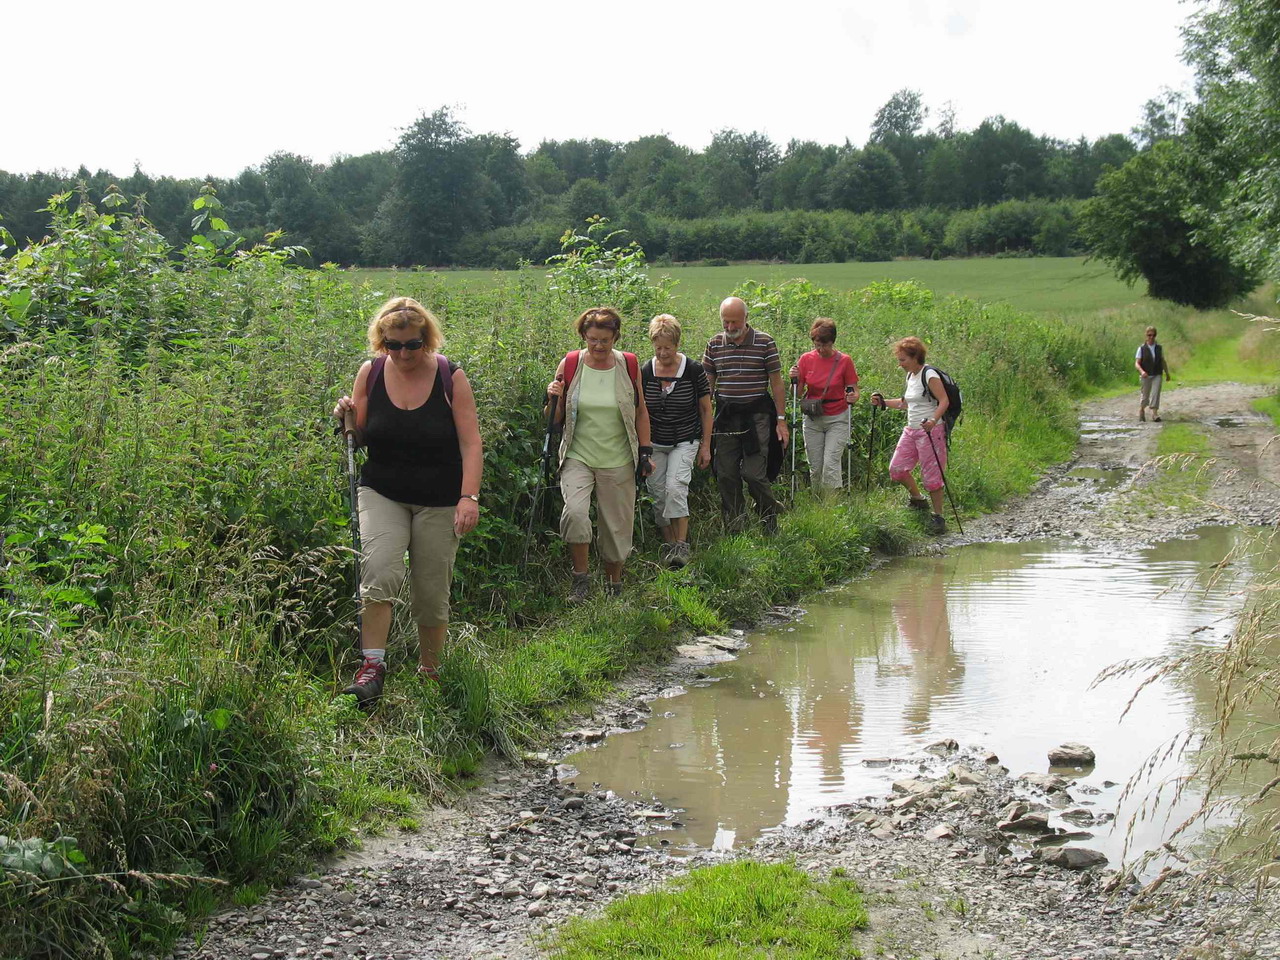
[568,527,1278,865]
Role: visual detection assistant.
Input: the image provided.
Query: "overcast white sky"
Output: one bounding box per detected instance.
[4,0,1197,179]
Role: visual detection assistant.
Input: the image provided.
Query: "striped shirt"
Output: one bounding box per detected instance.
[642,355,710,446]
[702,327,781,402]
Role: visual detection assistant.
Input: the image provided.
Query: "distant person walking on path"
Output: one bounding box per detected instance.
[789,318,860,490]
[870,337,950,536]
[1136,326,1171,422]
[546,307,654,602]
[643,314,712,568]
[702,296,789,533]
[331,297,484,705]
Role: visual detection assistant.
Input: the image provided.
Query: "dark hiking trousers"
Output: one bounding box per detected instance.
[714,409,780,531]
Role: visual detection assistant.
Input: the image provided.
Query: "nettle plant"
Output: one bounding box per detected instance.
[546,215,674,323]
[0,184,182,351]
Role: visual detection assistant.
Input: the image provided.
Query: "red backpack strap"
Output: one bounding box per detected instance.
[366,355,387,399]
[562,350,581,389]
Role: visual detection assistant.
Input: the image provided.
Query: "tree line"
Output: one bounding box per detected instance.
[0,90,1140,268]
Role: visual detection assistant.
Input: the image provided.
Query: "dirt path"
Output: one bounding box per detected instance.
[960,382,1280,545]
[175,384,1280,960]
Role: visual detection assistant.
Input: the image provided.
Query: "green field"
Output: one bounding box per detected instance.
[347,256,1149,316]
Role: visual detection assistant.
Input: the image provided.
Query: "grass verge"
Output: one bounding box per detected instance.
[544,861,868,960]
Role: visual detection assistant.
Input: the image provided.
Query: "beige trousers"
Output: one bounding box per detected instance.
[559,458,636,563]
[358,486,458,626]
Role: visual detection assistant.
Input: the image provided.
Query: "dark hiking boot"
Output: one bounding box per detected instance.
[928,513,947,536]
[908,497,929,511]
[606,580,623,597]
[659,542,674,565]
[568,572,591,604]
[1139,409,1146,422]
[343,658,386,706]
[669,541,690,569]
[1152,414,1162,422]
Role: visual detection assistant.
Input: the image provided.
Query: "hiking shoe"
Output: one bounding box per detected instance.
[908,497,929,511]
[659,542,674,565]
[606,580,623,597]
[417,664,441,684]
[1139,410,1146,422]
[927,513,947,536]
[343,658,386,706]
[568,572,591,604]
[669,541,690,569]
[1152,415,1162,422]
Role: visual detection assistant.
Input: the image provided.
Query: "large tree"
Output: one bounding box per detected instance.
[1183,0,1280,279]
[1079,139,1256,308]
[392,108,490,264]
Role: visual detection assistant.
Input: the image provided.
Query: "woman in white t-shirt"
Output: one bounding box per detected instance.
[869,337,950,535]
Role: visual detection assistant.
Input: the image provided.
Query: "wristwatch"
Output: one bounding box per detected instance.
[461,494,479,503]
[776,414,786,421]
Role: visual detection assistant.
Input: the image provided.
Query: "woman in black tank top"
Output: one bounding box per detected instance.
[331,297,483,706]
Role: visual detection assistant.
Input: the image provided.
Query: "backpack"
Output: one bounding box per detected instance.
[921,364,962,444]
[367,354,456,408]
[562,349,640,405]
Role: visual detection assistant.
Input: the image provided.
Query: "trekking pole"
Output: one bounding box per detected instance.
[341,409,363,651]
[865,402,879,493]
[524,381,561,562]
[789,376,799,499]
[922,421,963,534]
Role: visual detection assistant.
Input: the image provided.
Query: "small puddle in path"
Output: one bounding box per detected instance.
[568,527,1280,868]
[1061,466,1128,491]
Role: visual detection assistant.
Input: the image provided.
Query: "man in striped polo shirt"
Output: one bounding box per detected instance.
[703,296,789,532]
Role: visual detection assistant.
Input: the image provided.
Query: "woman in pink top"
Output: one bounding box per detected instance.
[790,318,859,489]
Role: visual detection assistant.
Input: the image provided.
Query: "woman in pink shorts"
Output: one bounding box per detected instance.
[870,337,950,535]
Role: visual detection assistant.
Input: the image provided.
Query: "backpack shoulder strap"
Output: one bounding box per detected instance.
[366,355,387,399]
[562,350,581,390]
[437,354,455,409]
[624,352,640,404]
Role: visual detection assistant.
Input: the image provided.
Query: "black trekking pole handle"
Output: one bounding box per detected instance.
[922,420,963,535]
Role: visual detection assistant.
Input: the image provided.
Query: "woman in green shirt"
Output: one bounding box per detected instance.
[547,307,654,602]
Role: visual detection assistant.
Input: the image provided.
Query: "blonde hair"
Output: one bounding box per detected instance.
[894,336,926,363]
[648,313,681,345]
[366,297,443,355]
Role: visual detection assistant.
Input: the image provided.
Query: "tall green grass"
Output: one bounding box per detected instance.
[0,198,1270,956]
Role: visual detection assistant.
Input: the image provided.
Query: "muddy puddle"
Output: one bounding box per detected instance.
[568,526,1279,867]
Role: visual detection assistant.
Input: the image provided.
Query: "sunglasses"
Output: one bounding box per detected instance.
[385,338,425,351]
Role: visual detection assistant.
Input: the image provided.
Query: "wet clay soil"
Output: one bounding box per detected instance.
[179,384,1280,960]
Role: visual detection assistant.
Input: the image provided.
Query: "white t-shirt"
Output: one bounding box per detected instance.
[904,368,942,427]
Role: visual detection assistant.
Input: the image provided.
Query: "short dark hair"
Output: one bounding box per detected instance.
[575,306,622,340]
[809,318,837,343]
